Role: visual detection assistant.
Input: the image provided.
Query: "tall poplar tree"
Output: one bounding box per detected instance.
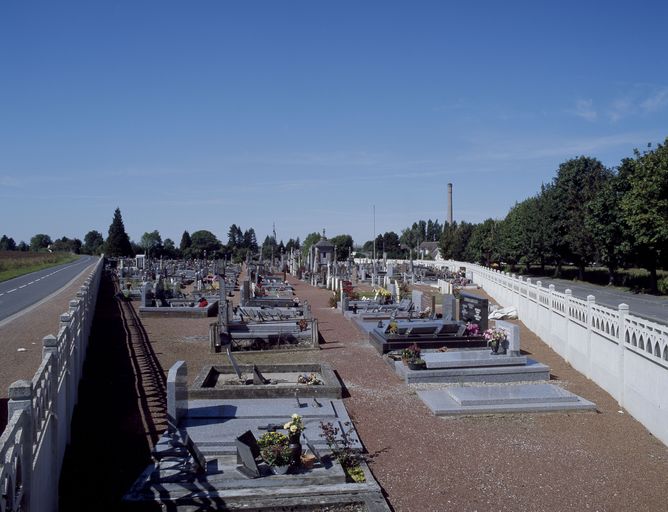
[105,208,133,257]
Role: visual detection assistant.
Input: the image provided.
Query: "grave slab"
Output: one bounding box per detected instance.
[422,350,527,369]
[394,358,550,384]
[449,383,579,406]
[181,398,361,457]
[418,383,596,416]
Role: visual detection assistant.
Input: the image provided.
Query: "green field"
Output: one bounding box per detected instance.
[0,251,79,282]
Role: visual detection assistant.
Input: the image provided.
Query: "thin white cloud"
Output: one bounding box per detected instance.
[607,97,632,122]
[640,87,668,113]
[572,99,597,121]
[458,132,659,163]
[0,176,21,187]
[605,85,668,121]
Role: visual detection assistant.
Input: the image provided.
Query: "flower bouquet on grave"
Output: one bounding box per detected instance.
[257,431,289,450]
[464,322,480,336]
[483,327,507,354]
[401,343,421,364]
[283,414,305,466]
[297,373,323,385]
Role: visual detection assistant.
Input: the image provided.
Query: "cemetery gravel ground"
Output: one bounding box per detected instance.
[8,268,668,511]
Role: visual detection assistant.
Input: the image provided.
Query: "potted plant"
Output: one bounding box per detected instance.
[260,443,293,474]
[257,431,288,450]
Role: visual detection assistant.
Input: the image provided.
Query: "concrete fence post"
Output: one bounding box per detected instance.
[564,289,572,363]
[617,303,629,407]
[8,380,33,511]
[547,284,555,347]
[586,295,595,379]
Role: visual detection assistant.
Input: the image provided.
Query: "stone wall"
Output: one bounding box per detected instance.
[0,257,104,512]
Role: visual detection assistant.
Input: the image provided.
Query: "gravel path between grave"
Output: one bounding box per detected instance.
[6,268,668,511]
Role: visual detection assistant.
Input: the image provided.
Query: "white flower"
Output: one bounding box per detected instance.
[290,425,298,433]
[292,413,300,420]
[284,422,291,429]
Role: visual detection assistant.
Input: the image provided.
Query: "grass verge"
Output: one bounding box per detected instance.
[0,252,79,282]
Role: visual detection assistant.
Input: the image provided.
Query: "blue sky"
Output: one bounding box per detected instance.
[1,1,667,248]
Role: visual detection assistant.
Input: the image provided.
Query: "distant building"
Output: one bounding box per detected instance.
[308,231,335,274]
[418,241,442,260]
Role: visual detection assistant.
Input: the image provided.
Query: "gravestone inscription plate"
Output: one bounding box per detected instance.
[459,292,489,332]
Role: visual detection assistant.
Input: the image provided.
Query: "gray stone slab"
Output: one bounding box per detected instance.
[449,383,578,406]
[495,320,521,356]
[418,383,596,416]
[395,358,550,384]
[182,398,360,456]
[422,350,527,369]
[186,398,338,419]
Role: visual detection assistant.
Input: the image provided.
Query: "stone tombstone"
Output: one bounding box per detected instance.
[252,365,270,385]
[386,264,394,278]
[459,292,489,332]
[340,288,349,312]
[442,294,457,321]
[241,281,251,306]
[495,320,520,356]
[235,430,262,478]
[226,346,243,380]
[411,290,424,311]
[394,279,401,303]
[140,282,151,308]
[167,361,188,430]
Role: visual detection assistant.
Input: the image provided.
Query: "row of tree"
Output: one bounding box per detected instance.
[4,139,664,291]
[437,139,667,291]
[0,233,86,254]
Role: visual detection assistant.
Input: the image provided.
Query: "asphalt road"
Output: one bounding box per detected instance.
[528,276,668,325]
[0,255,98,324]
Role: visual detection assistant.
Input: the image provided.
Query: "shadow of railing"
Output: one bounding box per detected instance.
[59,271,168,511]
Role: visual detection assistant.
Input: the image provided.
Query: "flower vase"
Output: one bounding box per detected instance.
[271,464,289,475]
[490,343,499,354]
[288,433,302,467]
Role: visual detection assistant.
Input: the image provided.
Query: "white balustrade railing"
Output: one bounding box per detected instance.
[0,257,103,512]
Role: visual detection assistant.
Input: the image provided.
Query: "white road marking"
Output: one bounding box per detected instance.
[1,258,90,300]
